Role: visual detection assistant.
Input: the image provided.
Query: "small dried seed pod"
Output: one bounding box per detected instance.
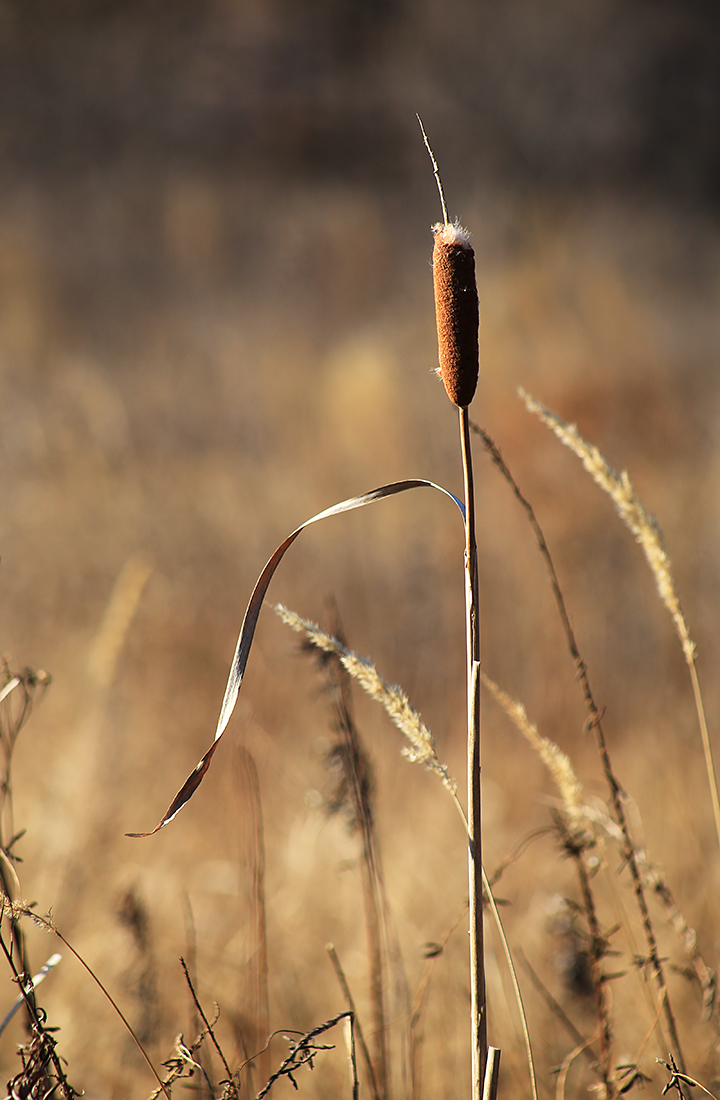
[432,221,479,408]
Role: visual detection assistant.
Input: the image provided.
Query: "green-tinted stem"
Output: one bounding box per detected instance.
[460,407,486,1097]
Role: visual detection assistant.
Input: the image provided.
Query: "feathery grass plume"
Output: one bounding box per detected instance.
[275,604,459,802]
[432,221,479,408]
[520,387,720,861]
[480,672,585,834]
[520,389,690,661]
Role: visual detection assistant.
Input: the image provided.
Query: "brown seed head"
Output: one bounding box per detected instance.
[432,221,479,408]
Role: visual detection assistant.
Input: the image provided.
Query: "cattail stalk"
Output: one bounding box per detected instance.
[427,167,487,1095]
[460,406,487,1099]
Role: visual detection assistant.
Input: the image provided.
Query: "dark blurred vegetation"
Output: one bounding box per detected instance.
[1,0,719,368]
[1,1,719,1096]
[3,0,720,196]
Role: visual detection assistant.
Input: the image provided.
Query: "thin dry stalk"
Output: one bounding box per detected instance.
[519,389,720,861]
[556,817,614,1093]
[151,1029,216,1099]
[556,1035,597,1100]
[482,1049,501,1100]
[181,894,215,1099]
[516,948,597,1062]
[658,1057,720,1100]
[0,663,51,1013]
[410,904,469,1094]
[327,943,381,1100]
[480,672,610,1092]
[86,552,152,695]
[180,957,238,1097]
[420,123,486,1097]
[0,663,50,862]
[473,421,688,1085]
[480,863,536,1100]
[231,747,270,1094]
[315,609,391,1100]
[493,650,717,1065]
[586,801,717,1023]
[459,406,487,1099]
[482,669,714,1092]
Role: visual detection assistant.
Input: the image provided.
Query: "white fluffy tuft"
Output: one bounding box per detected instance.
[432,219,472,249]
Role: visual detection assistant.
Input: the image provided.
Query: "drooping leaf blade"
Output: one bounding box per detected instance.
[128,479,464,836]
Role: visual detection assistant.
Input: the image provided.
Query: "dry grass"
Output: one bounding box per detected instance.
[1,170,719,1100]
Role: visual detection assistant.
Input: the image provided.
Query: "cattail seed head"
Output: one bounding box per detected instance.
[432,221,479,408]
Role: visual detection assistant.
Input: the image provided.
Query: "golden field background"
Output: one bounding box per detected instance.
[1,1,720,1096]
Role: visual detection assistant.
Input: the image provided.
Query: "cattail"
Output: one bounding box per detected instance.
[432,221,479,408]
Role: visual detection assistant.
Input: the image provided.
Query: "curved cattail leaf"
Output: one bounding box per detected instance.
[128,479,465,837]
[432,221,479,408]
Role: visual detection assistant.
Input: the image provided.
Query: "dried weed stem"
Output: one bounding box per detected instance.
[474,421,688,1090]
[520,389,720,860]
[233,746,270,1092]
[311,610,391,1100]
[327,943,381,1100]
[254,1011,357,1100]
[180,957,238,1097]
[480,671,613,1091]
[0,663,49,1001]
[0,906,76,1100]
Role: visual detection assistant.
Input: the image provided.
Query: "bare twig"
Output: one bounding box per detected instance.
[180,957,237,1096]
[658,1055,719,1099]
[254,1011,355,1100]
[327,943,381,1100]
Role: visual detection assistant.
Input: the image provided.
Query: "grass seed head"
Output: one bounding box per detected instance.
[432,220,479,408]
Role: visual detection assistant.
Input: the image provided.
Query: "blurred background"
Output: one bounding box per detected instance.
[1,0,719,1095]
